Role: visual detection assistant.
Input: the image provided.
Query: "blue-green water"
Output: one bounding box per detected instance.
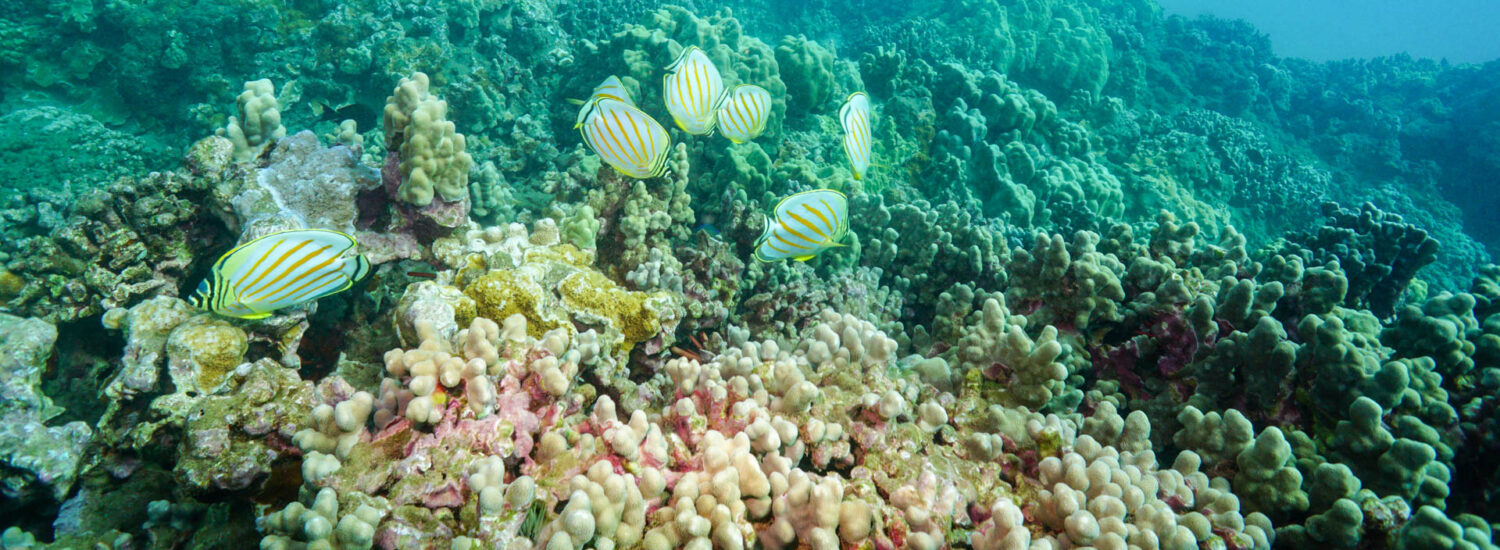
[1,1,1497,549]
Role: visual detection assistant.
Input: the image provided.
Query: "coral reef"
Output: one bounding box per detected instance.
[0,315,90,507]
[223,131,381,236]
[0,139,227,323]
[4,1,1500,548]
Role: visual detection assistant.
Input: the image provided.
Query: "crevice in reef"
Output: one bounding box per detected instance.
[43,315,121,427]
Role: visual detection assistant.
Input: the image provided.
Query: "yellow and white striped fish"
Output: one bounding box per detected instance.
[663,46,728,135]
[574,75,635,127]
[839,91,872,180]
[190,229,371,319]
[716,84,772,144]
[579,97,672,179]
[753,189,850,262]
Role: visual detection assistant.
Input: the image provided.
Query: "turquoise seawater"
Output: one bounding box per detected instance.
[1,1,1497,549]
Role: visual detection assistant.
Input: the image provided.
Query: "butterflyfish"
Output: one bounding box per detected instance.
[839,91,872,180]
[663,46,728,135]
[574,75,635,127]
[190,229,371,319]
[578,97,672,179]
[716,84,772,144]
[752,189,850,262]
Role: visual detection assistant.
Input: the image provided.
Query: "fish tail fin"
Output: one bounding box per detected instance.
[346,254,372,282]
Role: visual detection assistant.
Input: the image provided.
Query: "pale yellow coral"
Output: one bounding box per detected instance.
[458,236,680,361]
[382,72,473,206]
[223,79,285,163]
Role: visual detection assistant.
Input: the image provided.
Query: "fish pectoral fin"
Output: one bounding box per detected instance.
[238,312,274,320]
[793,255,817,262]
[566,98,585,105]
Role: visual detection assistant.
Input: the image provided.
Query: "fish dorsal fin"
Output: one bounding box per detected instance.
[577,75,635,129]
[594,75,633,105]
[666,45,699,71]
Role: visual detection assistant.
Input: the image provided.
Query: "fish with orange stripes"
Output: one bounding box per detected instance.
[578,96,672,179]
[752,189,850,262]
[189,229,371,319]
[663,46,728,135]
[839,91,872,180]
[716,84,772,144]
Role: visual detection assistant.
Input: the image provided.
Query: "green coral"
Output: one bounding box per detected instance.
[1233,426,1309,514]
[559,204,602,251]
[1005,230,1125,330]
[1384,292,1479,382]
[775,35,837,116]
[1301,498,1363,548]
[557,269,673,346]
[1194,316,1296,404]
[1397,505,1500,550]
